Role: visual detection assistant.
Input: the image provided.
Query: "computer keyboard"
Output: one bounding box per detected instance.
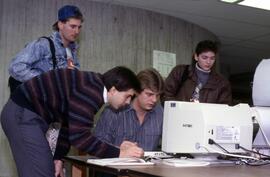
[144,151,173,159]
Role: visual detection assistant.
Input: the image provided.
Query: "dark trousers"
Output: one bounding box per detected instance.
[1,99,54,177]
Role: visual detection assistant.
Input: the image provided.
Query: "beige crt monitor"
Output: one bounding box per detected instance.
[162,101,253,155]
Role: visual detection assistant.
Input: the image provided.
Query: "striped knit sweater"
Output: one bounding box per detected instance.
[11,68,120,159]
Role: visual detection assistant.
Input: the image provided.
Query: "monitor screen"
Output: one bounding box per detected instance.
[162,101,253,156]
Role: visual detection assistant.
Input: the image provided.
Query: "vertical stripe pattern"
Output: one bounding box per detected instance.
[18,69,120,159]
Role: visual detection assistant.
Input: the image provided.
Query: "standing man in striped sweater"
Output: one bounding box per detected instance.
[1,66,144,177]
[7,5,84,169]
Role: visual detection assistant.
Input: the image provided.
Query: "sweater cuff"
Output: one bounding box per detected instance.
[53,153,64,160]
[102,144,120,158]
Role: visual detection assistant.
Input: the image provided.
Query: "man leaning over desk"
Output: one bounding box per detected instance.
[94,68,164,151]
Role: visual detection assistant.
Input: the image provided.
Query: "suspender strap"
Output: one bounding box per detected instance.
[41,36,57,69]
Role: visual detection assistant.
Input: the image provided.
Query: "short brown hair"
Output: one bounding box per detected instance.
[52,17,84,31]
[195,40,218,55]
[103,66,141,93]
[137,68,164,94]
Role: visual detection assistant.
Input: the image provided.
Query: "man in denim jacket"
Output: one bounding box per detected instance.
[9,5,83,82]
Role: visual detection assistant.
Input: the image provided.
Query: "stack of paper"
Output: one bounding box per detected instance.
[87,158,154,166]
[162,158,210,167]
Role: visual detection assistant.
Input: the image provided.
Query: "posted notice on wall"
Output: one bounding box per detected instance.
[153,50,176,78]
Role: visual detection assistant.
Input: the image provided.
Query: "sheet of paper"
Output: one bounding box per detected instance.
[162,159,210,167]
[87,158,154,166]
[153,50,176,78]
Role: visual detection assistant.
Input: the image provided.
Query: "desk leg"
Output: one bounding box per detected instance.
[71,151,87,177]
[72,164,87,177]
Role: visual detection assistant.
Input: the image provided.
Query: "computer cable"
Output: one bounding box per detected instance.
[208,139,270,165]
[208,139,230,153]
[238,158,270,166]
[199,140,259,160]
[238,145,270,159]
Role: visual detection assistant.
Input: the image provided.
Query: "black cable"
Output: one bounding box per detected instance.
[207,139,270,166]
[240,159,270,166]
[209,138,270,161]
[239,145,270,159]
[208,139,230,153]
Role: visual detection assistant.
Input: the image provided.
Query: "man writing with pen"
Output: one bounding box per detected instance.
[94,68,164,151]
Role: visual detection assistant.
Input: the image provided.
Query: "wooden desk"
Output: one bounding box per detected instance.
[126,164,270,177]
[64,156,270,177]
[64,156,128,176]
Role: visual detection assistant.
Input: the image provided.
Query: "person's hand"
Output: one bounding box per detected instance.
[119,141,144,158]
[120,141,137,150]
[54,160,64,177]
[67,59,78,70]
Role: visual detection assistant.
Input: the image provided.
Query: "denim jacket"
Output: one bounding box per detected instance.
[9,31,80,82]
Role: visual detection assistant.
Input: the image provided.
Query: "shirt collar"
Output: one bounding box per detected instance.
[195,62,211,73]
[103,86,108,103]
[53,31,78,50]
